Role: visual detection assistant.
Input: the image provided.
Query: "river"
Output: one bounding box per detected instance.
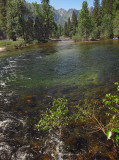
[0,40,119,159]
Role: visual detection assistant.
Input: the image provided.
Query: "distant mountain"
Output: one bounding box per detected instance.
[54,7,93,26]
[26,2,93,27]
[88,7,93,15]
[54,8,80,26]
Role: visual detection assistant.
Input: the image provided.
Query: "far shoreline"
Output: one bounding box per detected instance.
[0,38,72,54]
[0,38,117,55]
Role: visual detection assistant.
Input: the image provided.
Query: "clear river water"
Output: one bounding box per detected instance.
[0,40,119,160]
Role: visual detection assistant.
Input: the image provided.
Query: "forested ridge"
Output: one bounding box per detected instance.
[0,0,119,41]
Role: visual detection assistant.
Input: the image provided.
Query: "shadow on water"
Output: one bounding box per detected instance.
[0,40,119,159]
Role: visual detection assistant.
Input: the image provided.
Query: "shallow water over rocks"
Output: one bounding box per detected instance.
[0,40,119,159]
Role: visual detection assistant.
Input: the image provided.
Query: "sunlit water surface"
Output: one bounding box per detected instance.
[0,40,119,159]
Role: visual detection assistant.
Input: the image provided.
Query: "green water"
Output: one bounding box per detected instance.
[0,40,119,159]
[0,40,119,102]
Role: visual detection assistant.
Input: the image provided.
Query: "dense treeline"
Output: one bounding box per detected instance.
[0,0,119,41]
[63,0,119,41]
[0,0,56,41]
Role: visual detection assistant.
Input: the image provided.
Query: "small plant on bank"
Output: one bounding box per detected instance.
[103,82,119,146]
[85,82,119,147]
[37,97,89,132]
[37,98,70,132]
[82,82,119,147]
[36,97,87,159]
[37,97,72,159]
[37,83,119,159]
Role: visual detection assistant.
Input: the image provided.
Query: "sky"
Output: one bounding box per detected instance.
[27,0,102,10]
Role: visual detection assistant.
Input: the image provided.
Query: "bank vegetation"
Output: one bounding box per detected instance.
[0,0,119,46]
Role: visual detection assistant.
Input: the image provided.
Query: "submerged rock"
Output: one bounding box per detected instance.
[92,152,111,160]
[11,146,33,160]
[42,155,52,160]
[0,142,12,160]
[65,136,88,153]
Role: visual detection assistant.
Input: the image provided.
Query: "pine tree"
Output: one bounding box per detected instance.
[113,0,119,15]
[71,11,78,36]
[50,22,58,38]
[113,10,119,36]
[41,0,55,39]
[24,16,34,41]
[113,0,119,37]
[101,0,115,16]
[67,17,71,37]
[78,1,93,40]
[63,22,68,37]
[32,2,44,41]
[0,0,7,37]
[59,24,62,36]
[92,0,100,26]
[41,0,49,3]
[101,14,113,38]
[57,24,62,37]
[6,0,27,41]
[100,0,115,39]
[23,3,34,41]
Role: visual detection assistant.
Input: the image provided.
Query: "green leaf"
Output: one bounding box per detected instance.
[105,101,111,105]
[105,93,111,98]
[117,86,119,91]
[102,98,106,102]
[116,135,119,146]
[114,130,119,133]
[112,115,116,119]
[116,134,119,140]
[114,82,118,85]
[106,130,112,140]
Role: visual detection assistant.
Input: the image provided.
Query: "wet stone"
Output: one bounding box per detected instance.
[0,142,12,160]
[62,154,78,160]
[91,152,111,160]
[25,96,37,107]
[65,137,88,153]
[11,146,34,160]
[106,139,114,150]
[42,155,52,160]
[0,118,24,137]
